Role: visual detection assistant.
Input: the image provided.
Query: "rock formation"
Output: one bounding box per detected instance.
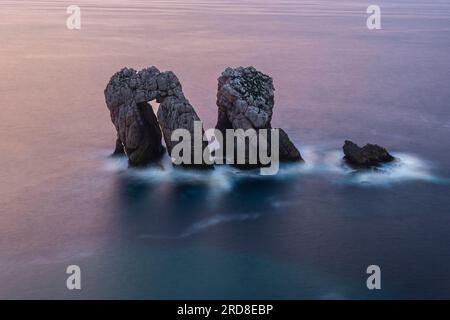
[216,66,274,131]
[105,67,210,167]
[112,136,125,156]
[343,140,395,167]
[278,128,303,161]
[215,66,303,166]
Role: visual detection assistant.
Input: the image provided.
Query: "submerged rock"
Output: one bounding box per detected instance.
[215,66,303,165]
[105,67,210,167]
[343,140,395,167]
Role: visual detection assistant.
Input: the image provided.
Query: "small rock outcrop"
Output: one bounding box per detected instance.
[343,140,395,167]
[105,67,210,167]
[278,128,303,161]
[215,67,303,165]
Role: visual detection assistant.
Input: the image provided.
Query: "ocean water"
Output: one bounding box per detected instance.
[0,0,450,299]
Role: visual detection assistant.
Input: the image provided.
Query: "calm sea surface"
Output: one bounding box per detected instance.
[1,0,450,299]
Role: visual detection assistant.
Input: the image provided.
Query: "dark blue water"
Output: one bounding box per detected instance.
[0,0,449,299]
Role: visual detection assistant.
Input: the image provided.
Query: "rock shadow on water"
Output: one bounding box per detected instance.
[105,154,303,240]
[102,147,448,241]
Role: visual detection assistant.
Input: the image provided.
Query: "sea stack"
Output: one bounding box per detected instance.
[343,140,395,167]
[215,66,303,167]
[104,67,211,168]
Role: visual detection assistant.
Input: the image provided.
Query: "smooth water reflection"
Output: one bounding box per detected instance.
[1,0,450,299]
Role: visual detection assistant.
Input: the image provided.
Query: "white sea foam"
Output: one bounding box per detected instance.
[139,213,261,239]
[272,146,447,187]
[341,153,447,187]
[102,145,447,188]
[178,213,261,238]
[103,153,234,193]
[103,146,447,240]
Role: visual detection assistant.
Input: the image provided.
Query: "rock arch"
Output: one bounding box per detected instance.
[105,65,302,169]
[105,66,209,167]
